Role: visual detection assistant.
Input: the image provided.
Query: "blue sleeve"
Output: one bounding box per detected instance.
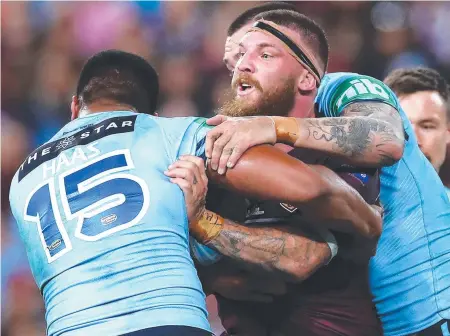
[178,118,213,160]
[316,73,400,117]
[135,115,213,162]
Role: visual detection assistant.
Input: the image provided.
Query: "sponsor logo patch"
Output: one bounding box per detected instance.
[280,203,298,213]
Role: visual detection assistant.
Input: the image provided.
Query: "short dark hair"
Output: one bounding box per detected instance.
[76,50,159,115]
[384,67,449,102]
[227,2,298,37]
[253,9,329,72]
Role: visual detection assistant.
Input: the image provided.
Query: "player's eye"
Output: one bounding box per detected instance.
[422,123,436,130]
[261,53,272,59]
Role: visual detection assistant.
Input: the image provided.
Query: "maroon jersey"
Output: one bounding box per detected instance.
[205,149,382,336]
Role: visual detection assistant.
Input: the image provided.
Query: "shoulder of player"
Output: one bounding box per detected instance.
[318,72,399,116]
[140,115,211,132]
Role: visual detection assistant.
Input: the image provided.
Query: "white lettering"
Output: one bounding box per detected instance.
[94,125,104,134]
[27,152,38,164]
[86,142,100,159]
[350,79,369,94]
[20,161,26,171]
[42,147,51,156]
[70,147,88,164]
[106,122,118,130]
[43,160,56,179]
[336,87,357,108]
[361,78,389,99]
[122,121,133,127]
[56,153,70,172]
[80,131,90,139]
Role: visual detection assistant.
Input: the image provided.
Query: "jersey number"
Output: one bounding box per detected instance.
[24,151,149,263]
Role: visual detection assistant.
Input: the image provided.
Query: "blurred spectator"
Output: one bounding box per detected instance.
[384,67,450,199]
[2,2,450,335]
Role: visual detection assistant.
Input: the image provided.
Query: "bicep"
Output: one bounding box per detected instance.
[207,145,330,205]
[341,101,405,140]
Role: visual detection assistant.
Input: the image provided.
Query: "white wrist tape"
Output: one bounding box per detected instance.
[315,227,339,264]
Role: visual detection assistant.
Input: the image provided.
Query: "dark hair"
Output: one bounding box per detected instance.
[384,67,449,103]
[253,9,329,72]
[76,50,159,115]
[227,2,298,37]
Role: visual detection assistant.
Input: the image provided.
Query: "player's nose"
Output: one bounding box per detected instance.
[236,52,255,74]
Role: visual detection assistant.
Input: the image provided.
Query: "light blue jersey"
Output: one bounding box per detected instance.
[9,111,214,336]
[316,72,450,335]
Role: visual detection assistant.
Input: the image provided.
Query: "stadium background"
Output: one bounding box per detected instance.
[1,1,450,335]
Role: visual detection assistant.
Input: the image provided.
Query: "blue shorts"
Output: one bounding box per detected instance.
[121,326,211,336]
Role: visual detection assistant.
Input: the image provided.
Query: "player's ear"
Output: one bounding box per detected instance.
[297,71,316,92]
[71,95,80,120]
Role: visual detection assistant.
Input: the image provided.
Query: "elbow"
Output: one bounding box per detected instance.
[393,139,405,161]
[384,139,404,166]
[363,206,383,240]
[376,128,405,167]
[302,178,332,203]
[302,165,335,201]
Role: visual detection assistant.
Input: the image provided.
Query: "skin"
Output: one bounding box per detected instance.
[165,155,331,283]
[168,153,381,335]
[207,24,405,173]
[223,23,253,73]
[398,91,450,172]
[202,21,386,335]
[71,97,381,239]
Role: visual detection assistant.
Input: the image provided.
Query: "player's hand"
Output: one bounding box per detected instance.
[164,155,208,223]
[206,115,276,174]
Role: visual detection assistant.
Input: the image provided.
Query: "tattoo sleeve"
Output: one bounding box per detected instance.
[206,219,331,283]
[298,102,405,167]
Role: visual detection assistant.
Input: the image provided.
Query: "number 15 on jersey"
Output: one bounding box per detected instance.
[24,150,150,263]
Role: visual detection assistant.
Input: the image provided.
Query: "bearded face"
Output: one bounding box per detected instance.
[219,72,297,117]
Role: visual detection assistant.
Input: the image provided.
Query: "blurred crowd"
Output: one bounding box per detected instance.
[2,2,450,335]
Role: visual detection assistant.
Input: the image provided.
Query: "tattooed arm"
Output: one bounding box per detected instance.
[290,102,405,167]
[165,155,334,283]
[204,220,331,282]
[205,102,405,172]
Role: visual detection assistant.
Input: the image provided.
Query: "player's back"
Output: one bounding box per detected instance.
[9,111,211,336]
[317,72,450,335]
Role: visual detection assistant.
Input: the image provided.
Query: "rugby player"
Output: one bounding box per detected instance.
[185,4,383,336]
[8,50,381,336]
[384,67,450,199]
[206,9,450,336]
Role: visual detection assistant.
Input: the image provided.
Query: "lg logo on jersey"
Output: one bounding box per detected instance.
[336,77,390,109]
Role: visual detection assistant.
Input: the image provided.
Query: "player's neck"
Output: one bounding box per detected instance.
[288,94,315,118]
[79,101,136,118]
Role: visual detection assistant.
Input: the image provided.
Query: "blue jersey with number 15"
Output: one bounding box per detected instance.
[9,111,214,336]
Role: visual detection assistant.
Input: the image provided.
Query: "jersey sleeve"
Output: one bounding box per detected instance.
[192,118,213,159]
[178,117,213,160]
[316,73,400,117]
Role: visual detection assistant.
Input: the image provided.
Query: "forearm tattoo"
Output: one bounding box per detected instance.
[306,102,404,166]
[207,220,328,280]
